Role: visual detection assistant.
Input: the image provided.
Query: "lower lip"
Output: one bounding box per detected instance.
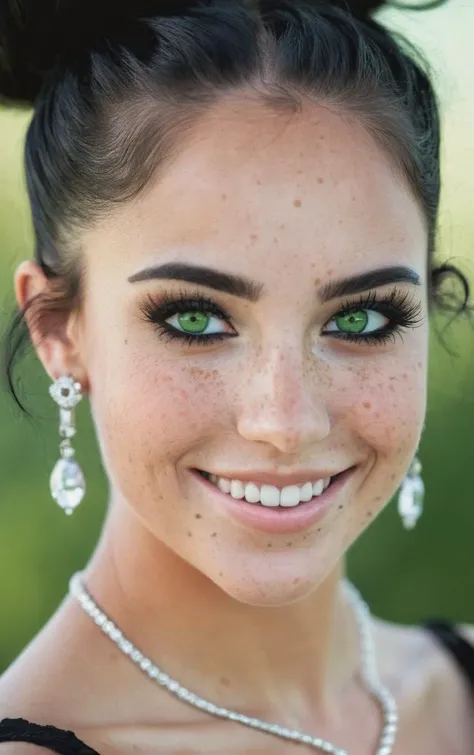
[191,468,355,535]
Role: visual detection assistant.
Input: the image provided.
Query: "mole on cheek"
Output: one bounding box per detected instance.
[363,402,372,410]
[293,199,302,208]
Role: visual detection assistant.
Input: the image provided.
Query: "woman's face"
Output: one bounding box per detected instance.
[76,99,429,605]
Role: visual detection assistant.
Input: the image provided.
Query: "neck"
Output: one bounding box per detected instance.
[82,501,361,727]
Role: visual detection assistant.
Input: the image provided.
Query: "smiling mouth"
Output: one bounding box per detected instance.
[195,470,343,508]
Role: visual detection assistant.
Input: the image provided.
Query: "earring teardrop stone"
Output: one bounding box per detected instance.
[50,458,86,515]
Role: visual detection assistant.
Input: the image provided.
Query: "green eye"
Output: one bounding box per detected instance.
[324,308,388,338]
[177,312,210,334]
[334,310,368,334]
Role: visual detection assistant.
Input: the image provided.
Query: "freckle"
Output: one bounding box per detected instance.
[367,511,373,518]
[327,269,333,276]
[417,362,422,368]
[390,474,396,481]
[317,177,324,184]
[317,527,322,532]
[293,577,300,585]
[375,412,380,419]
[266,542,273,548]
[363,402,371,409]
[314,278,321,285]
[256,179,261,185]
[338,504,343,510]
[219,572,223,577]
[286,542,293,547]
[124,339,128,345]
[250,233,258,242]
[211,532,217,538]
[220,677,231,688]
[280,224,285,229]
[293,199,302,208]
[195,514,202,520]
[221,193,227,200]
[187,531,193,537]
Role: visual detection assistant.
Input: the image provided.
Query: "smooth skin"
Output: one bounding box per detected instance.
[0,96,473,754]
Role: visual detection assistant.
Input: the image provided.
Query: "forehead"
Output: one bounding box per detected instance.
[85,97,428,281]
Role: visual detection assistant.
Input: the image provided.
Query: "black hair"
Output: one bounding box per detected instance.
[0,0,470,413]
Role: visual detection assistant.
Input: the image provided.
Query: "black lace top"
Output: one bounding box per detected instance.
[0,621,473,753]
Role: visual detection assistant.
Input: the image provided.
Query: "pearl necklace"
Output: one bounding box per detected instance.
[69,573,398,754]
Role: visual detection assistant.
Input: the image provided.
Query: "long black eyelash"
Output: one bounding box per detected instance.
[138,290,234,345]
[139,287,423,348]
[329,287,424,344]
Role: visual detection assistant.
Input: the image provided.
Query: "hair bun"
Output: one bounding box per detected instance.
[0,0,54,104]
[336,0,446,17]
[0,0,205,106]
[344,0,388,13]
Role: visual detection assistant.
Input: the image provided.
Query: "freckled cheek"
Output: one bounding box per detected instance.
[91,359,229,470]
[330,356,427,456]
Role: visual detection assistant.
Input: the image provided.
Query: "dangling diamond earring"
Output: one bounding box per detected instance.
[397,456,424,530]
[49,375,86,515]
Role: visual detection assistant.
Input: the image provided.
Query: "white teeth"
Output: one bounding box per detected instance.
[217,477,231,494]
[244,483,260,504]
[299,482,314,502]
[260,485,280,507]
[312,480,324,496]
[203,472,334,507]
[230,480,245,499]
[280,485,301,508]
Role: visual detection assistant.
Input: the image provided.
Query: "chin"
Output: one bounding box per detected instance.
[208,555,329,608]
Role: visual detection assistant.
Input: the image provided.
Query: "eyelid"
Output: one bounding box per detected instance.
[321,287,423,341]
[139,290,233,322]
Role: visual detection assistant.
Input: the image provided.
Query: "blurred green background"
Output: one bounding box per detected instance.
[1,2,474,673]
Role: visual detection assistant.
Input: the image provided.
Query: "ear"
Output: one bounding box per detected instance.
[14,260,90,393]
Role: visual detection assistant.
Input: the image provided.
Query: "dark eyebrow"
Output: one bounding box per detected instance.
[128,262,263,302]
[319,266,421,303]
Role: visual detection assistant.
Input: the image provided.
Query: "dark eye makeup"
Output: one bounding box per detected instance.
[138,287,423,348]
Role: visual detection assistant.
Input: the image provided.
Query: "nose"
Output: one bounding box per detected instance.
[236,344,331,455]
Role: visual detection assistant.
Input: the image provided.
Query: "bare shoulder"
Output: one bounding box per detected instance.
[373,617,474,753]
[0,597,112,726]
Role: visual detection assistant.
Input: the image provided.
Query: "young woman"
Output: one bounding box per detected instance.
[0,0,472,753]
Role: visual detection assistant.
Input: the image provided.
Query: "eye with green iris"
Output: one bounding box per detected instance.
[325,308,387,338]
[335,310,368,334]
[139,292,234,344]
[177,312,210,334]
[161,296,233,341]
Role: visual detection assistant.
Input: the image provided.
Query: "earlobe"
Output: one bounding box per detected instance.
[14,259,89,392]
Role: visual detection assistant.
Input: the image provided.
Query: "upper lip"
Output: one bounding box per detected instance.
[196,467,352,487]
